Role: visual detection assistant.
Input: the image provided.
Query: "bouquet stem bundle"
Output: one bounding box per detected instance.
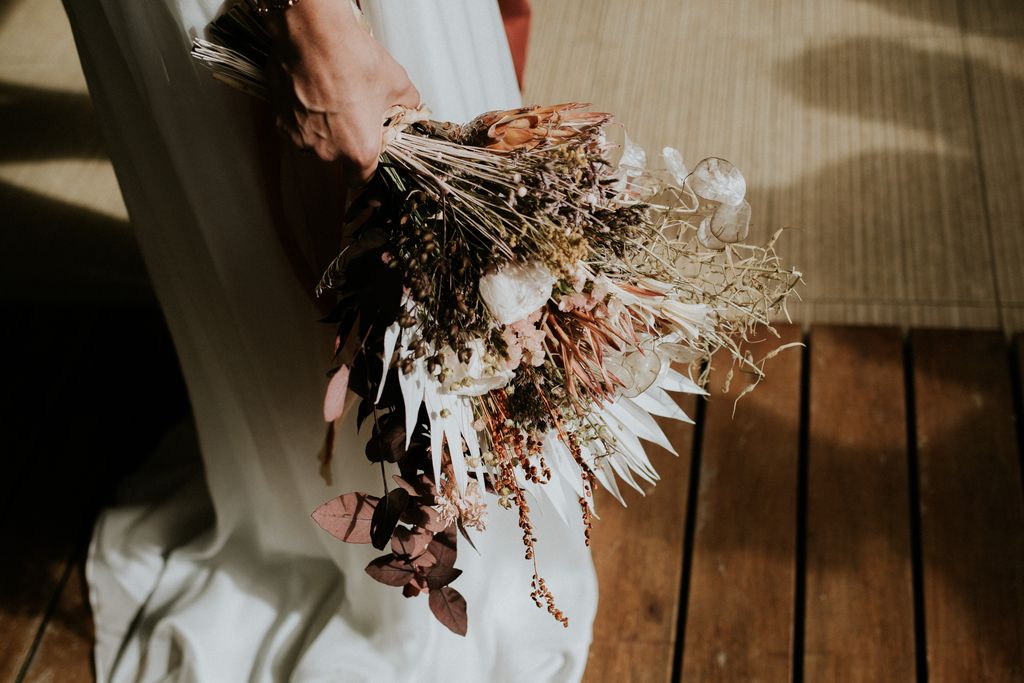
[192,3,802,636]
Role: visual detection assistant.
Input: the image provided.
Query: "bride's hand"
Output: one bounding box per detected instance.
[263,0,420,184]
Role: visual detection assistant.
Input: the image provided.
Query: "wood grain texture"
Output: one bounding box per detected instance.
[584,394,696,683]
[803,326,916,682]
[912,329,1024,681]
[680,325,803,682]
[0,550,71,683]
[22,559,94,683]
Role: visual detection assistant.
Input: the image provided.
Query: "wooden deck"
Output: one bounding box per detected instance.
[3,321,1023,682]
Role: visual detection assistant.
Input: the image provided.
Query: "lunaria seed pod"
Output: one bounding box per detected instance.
[698,199,751,249]
[688,157,746,207]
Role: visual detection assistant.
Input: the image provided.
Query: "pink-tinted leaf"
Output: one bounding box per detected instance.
[392,526,433,558]
[426,564,462,589]
[410,550,437,569]
[370,488,410,550]
[403,582,426,598]
[311,492,379,544]
[429,586,468,636]
[428,525,457,569]
[323,365,351,422]
[365,554,415,587]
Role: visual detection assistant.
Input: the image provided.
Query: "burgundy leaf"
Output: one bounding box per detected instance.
[402,502,446,532]
[347,354,379,400]
[370,488,410,550]
[333,308,359,349]
[365,414,407,463]
[365,554,415,587]
[311,492,379,544]
[429,586,468,636]
[356,398,374,433]
[426,565,463,590]
[391,526,433,558]
[392,473,436,499]
[428,525,458,569]
[323,365,350,423]
[456,519,479,553]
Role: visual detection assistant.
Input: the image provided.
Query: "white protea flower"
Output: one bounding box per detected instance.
[478,261,555,325]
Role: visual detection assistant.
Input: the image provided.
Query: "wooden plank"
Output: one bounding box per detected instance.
[803,326,916,681]
[912,329,1024,681]
[680,325,802,682]
[0,550,71,683]
[22,558,94,683]
[584,393,696,683]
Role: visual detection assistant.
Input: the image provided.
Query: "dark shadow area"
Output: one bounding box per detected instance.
[853,0,1024,37]
[773,36,1021,143]
[0,305,191,668]
[0,78,152,306]
[0,81,109,162]
[0,180,151,305]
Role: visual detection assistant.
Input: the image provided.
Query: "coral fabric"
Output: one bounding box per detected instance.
[499,0,531,88]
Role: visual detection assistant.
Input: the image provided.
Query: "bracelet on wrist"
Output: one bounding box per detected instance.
[254,0,299,16]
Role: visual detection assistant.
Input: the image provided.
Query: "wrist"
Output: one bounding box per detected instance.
[263,0,361,56]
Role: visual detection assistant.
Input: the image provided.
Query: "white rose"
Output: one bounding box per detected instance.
[478,261,555,325]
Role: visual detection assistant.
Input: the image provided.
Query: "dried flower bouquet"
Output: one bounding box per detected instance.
[192,1,801,636]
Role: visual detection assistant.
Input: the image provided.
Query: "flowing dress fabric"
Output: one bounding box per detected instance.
[61,1,597,681]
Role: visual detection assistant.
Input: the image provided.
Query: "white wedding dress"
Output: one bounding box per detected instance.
[61,1,598,681]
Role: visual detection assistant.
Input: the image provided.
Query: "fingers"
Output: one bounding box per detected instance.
[392,68,422,111]
[340,138,379,186]
[274,106,383,187]
[267,60,414,184]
